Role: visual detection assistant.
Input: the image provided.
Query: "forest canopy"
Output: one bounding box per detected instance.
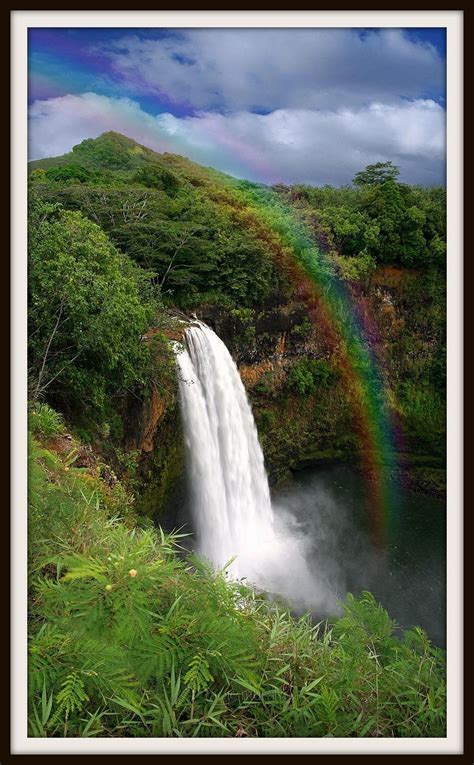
[29,136,446,308]
[28,135,446,448]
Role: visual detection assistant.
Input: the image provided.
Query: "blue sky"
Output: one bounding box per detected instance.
[28,27,446,185]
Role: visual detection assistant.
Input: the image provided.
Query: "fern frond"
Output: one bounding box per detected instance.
[49,672,89,732]
[184,654,213,694]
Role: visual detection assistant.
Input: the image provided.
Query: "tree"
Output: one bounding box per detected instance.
[353,161,400,187]
[318,206,378,258]
[28,197,158,421]
[45,164,93,184]
[133,165,180,195]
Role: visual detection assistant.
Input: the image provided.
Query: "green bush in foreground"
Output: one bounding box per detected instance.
[28,436,446,738]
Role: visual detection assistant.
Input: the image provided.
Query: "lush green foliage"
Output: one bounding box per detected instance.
[45,164,94,184]
[277,173,445,270]
[286,359,336,396]
[28,195,160,428]
[397,382,445,457]
[29,133,284,309]
[29,435,446,738]
[353,161,400,187]
[29,137,446,303]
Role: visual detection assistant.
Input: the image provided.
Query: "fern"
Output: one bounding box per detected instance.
[61,558,108,583]
[49,673,89,735]
[315,686,340,727]
[184,654,213,694]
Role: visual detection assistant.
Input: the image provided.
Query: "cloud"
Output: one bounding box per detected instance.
[28,92,175,160]
[98,28,444,112]
[29,92,445,186]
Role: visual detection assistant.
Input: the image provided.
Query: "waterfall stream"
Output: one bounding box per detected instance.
[176,321,320,606]
[176,321,275,578]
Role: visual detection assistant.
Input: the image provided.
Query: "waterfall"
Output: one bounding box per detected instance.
[176,321,276,580]
[176,321,334,609]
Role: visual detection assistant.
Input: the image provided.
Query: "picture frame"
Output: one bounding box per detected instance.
[9,7,466,760]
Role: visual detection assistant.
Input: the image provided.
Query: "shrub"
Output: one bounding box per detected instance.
[253,370,279,397]
[398,382,446,456]
[29,403,65,439]
[286,358,336,396]
[291,316,312,339]
[45,164,93,184]
[133,165,180,195]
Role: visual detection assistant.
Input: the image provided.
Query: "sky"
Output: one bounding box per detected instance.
[28,27,446,186]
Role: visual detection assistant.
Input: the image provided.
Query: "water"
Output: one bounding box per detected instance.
[176,322,315,604]
[175,322,446,646]
[274,465,446,647]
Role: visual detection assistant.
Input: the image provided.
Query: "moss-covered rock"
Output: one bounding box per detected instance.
[133,402,185,521]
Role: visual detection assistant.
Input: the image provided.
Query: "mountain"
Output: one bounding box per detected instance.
[29,130,233,185]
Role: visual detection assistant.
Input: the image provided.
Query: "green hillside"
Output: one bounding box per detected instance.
[29,132,284,310]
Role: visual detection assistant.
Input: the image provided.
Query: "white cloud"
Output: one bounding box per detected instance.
[29,92,445,186]
[28,92,174,160]
[98,28,444,112]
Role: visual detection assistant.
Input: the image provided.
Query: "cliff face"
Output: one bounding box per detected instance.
[121,328,186,522]
[123,265,445,519]
[194,298,356,485]
[122,389,185,521]
[194,265,445,494]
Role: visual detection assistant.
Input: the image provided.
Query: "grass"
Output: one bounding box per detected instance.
[29,402,66,439]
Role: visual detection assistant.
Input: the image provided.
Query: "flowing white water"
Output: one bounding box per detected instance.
[176,321,331,609]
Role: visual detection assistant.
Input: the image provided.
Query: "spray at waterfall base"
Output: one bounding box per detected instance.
[175,322,352,614]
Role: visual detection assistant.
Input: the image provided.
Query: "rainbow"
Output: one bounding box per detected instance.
[203,177,400,547]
